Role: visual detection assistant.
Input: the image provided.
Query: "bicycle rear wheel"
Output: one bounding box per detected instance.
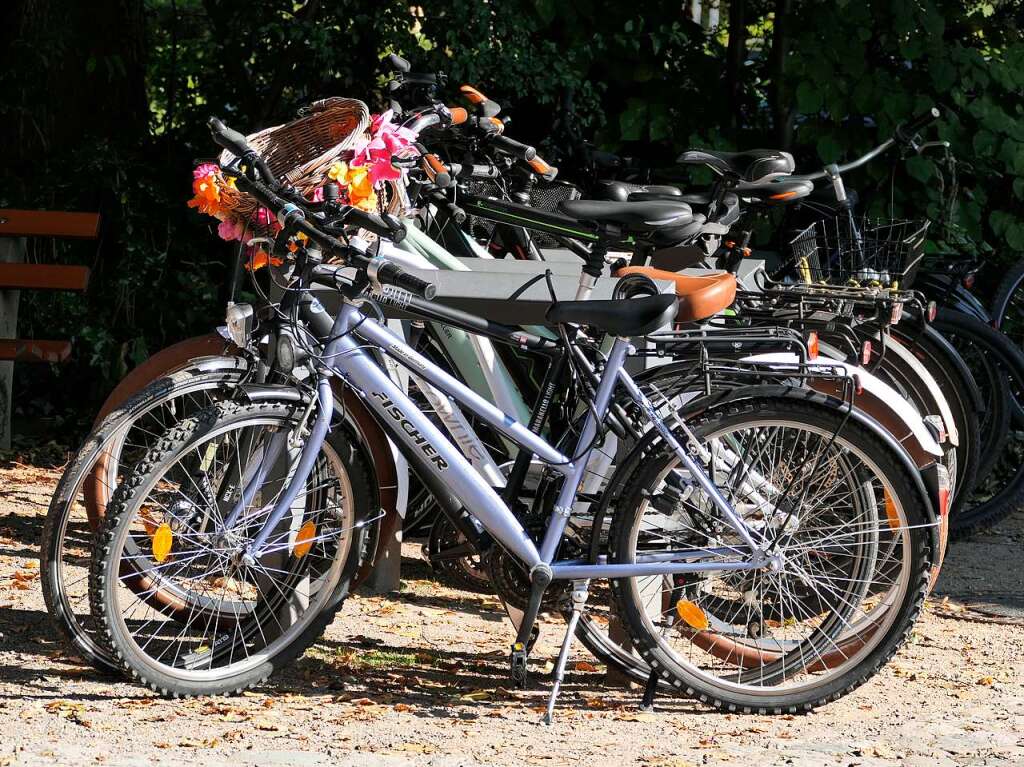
[41,361,247,673]
[609,396,932,713]
[932,308,1024,535]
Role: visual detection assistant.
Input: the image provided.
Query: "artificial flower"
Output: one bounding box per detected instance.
[350,110,417,184]
[187,165,224,216]
[338,163,378,211]
[217,216,246,242]
[327,160,349,181]
[244,248,284,272]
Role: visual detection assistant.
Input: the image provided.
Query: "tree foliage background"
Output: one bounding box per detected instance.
[0,0,1022,444]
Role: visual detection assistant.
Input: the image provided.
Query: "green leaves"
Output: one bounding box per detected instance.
[815,135,842,164]
[619,98,648,142]
[796,82,823,115]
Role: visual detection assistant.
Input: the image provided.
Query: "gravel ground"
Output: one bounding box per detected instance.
[0,464,1022,766]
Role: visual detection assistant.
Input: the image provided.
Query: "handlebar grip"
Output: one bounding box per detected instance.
[528,156,559,181]
[491,134,537,162]
[448,107,468,125]
[344,208,407,244]
[459,84,487,104]
[903,107,941,135]
[421,153,452,188]
[208,117,255,159]
[374,260,436,300]
[423,154,452,187]
[388,53,411,73]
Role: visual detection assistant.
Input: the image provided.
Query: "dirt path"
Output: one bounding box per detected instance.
[1,465,1022,766]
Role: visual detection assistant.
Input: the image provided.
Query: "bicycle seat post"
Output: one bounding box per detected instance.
[576,237,611,300]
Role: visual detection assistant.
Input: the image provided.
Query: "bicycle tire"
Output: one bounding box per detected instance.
[890,323,982,512]
[40,362,247,673]
[932,308,1024,535]
[609,396,932,713]
[91,400,372,696]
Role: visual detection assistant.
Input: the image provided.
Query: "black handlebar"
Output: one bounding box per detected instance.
[208,117,276,184]
[491,134,537,162]
[387,53,411,73]
[208,115,432,300]
[902,106,941,135]
[374,260,437,300]
[208,117,253,158]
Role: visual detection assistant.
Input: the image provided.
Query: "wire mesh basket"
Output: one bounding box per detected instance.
[788,215,930,288]
[465,180,581,249]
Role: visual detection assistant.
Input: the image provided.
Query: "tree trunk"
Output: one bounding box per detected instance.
[0,0,148,173]
[767,0,794,149]
[724,0,748,136]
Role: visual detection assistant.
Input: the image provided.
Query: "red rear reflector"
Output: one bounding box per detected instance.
[861,340,872,366]
[770,190,799,200]
[938,487,950,518]
[807,331,819,360]
[927,301,937,323]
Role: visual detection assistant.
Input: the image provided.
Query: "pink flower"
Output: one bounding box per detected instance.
[217,216,246,241]
[193,163,220,179]
[255,207,274,227]
[349,110,418,183]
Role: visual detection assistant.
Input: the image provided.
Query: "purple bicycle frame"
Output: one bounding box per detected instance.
[240,300,765,580]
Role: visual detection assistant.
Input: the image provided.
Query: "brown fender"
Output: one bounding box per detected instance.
[86,333,400,587]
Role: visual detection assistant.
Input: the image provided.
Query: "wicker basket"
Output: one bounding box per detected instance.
[218,97,370,221]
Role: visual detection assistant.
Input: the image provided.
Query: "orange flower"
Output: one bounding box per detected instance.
[244,249,285,272]
[188,168,225,217]
[332,163,379,212]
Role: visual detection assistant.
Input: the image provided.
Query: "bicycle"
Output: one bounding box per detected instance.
[88,118,937,720]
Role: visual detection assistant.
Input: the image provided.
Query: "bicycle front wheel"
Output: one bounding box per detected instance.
[90,400,372,696]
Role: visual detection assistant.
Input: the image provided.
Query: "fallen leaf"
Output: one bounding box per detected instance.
[394,743,434,753]
[573,661,599,673]
[252,717,282,732]
[460,689,490,701]
[977,676,995,686]
[615,711,657,722]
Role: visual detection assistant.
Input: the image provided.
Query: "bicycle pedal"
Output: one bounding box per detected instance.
[509,642,529,689]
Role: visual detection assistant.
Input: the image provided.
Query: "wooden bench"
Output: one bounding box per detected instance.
[0,209,98,445]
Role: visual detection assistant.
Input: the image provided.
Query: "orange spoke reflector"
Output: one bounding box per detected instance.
[884,489,900,530]
[676,599,709,630]
[152,523,173,563]
[294,520,316,558]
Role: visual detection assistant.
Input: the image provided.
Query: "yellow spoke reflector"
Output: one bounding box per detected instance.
[152,523,173,563]
[884,489,900,530]
[676,599,709,630]
[293,520,316,558]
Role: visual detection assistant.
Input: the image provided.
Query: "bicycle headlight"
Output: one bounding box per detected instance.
[225,303,254,348]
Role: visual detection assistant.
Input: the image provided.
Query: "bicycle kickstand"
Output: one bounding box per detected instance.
[640,669,659,712]
[543,580,589,725]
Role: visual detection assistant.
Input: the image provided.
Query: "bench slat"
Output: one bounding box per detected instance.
[0,340,72,363]
[0,264,90,291]
[0,209,100,239]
